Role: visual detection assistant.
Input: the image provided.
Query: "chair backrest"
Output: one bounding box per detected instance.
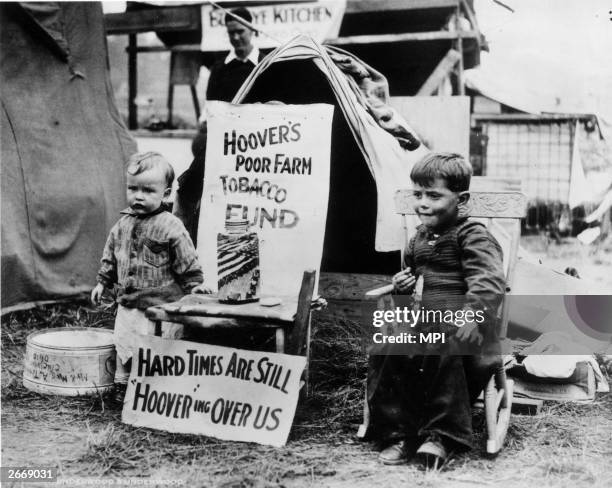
[393,177,528,337]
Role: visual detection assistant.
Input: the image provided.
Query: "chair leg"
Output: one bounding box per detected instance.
[190,84,201,121]
[357,383,370,439]
[484,375,498,451]
[484,367,514,455]
[303,315,311,395]
[275,328,285,353]
[167,84,174,128]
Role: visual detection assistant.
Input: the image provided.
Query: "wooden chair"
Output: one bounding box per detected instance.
[145,269,317,390]
[358,177,527,455]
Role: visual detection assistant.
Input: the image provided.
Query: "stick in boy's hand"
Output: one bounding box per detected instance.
[392,267,416,293]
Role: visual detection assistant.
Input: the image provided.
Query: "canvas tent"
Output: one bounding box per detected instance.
[1,2,137,309]
[232,35,428,275]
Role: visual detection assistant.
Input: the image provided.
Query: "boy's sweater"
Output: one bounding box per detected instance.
[404,217,506,314]
[97,207,203,297]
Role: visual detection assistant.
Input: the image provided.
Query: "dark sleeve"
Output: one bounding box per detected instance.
[402,235,416,272]
[206,62,222,101]
[177,157,204,201]
[458,222,506,313]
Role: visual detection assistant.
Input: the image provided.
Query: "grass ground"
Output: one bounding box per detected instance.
[2,237,612,488]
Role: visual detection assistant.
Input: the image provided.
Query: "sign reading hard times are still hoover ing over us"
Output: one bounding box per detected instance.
[122,335,306,447]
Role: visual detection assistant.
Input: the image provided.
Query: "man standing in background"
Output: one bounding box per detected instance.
[206,7,265,102]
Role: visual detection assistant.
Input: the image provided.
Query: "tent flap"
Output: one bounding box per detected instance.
[235,35,427,254]
[1,2,137,308]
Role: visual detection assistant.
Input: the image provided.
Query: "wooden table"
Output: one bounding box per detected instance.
[145,294,299,353]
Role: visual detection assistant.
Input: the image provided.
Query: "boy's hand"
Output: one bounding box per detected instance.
[392,268,416,293]
[91,283,105,305]
[192,283,213,294]
[455,321,483,346]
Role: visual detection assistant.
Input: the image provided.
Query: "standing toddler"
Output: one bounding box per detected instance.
[92,152,207,404]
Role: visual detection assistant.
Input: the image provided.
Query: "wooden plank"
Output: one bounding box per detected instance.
[460,0,480,32]
[148,294,297,322]
[145,312,284,330]
[473,396,541,414]
[511,397,543,415]
[326,30,480,46]
[472,113,595,122]
[128,34,137,130]
[416,49,461,95]
[346,0,459,13]
[131,129,197,139]
[130,45,202,53]
[455,13,465,96]
[105,7,201,35]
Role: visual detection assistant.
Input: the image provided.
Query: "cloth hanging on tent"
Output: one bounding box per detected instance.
[325,46,421,151]
[568,122,589,209]
[234,35,428,252]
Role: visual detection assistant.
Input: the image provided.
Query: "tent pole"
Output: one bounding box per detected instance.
[455,8,465,96]
[128,34,138,130]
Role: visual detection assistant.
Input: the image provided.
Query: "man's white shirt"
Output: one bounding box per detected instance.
[224,46,260,65]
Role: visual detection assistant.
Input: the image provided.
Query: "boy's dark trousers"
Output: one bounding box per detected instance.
[367,352,498,451]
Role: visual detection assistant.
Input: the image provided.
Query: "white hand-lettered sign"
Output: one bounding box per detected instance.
[201,1,346,51]
[198,102,333,301]
[122,335,306,447]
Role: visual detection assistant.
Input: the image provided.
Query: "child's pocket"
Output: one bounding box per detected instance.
[143,237,170,267]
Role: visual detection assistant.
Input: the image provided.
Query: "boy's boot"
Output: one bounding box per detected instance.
[109,382,127,409]
[379,440,410,465]
[416,434,449,470]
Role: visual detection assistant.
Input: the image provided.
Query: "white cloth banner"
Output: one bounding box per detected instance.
[122,336,306,447]
[201,1,346,51]
[568,121,589,209]
[198,102,333,299]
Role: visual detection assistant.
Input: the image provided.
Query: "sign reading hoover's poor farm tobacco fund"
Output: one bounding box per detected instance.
[198,102,333,300]
[122,336,306,447]
[200,1,346,51]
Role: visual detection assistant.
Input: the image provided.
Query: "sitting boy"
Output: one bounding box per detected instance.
[368,152,506,468]
[91,152,209,404]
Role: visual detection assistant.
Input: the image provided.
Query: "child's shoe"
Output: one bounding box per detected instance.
[378,440,409,465]
[416,434,448,470]
[108,383,127,409]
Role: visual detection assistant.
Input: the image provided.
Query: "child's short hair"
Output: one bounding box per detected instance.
[126,152,174,188]
[410,152,472,192]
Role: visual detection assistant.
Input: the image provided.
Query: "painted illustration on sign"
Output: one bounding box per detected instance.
[201,1,346,51]
[121,336,307,447]
[217,219,261,303]
[197,102,334,300]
